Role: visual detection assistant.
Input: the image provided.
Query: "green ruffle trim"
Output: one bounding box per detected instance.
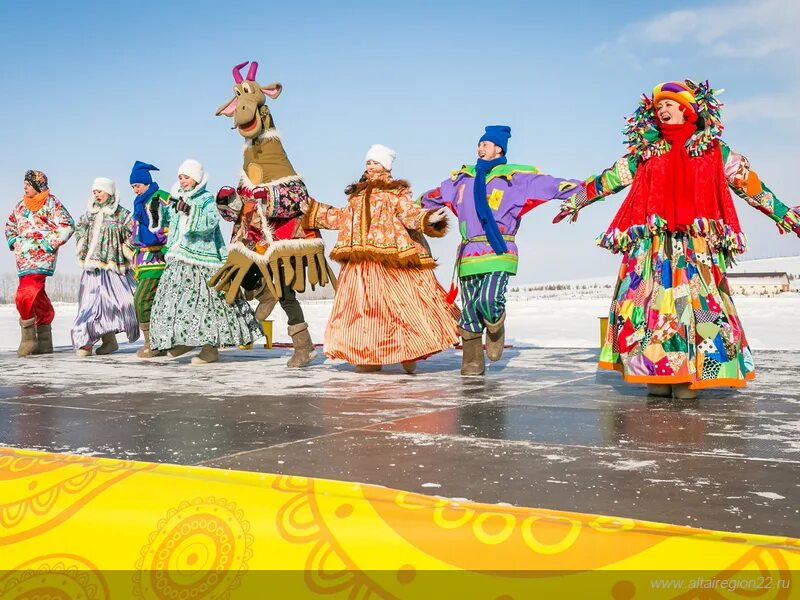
[450,163,539,182]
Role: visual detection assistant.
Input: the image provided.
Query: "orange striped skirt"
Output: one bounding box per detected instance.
[325,261,460,365]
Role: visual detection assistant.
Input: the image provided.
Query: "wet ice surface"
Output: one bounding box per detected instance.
[0,343,798,538]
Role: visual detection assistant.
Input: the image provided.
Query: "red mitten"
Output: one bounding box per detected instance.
[216,186,236,205]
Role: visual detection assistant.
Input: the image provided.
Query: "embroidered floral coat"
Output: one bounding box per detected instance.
[5,194,75,276]
[164,177,227,267]
[303,178,447,269]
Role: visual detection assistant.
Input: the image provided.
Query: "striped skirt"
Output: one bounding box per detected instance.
[599,232,756,389]
[71,269,140,349]
[325,261,460,365]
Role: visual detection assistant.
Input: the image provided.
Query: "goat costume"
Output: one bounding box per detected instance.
[149,162,262,360]
[420,126,581,375]
[303,148,458,370]
[5,170,75,356]
[208,61,335,368]
[71,178,139,353]
[555,80,800,391]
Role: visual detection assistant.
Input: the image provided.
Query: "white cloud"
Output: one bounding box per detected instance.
[612,0,799,60]
[724,91,799,122]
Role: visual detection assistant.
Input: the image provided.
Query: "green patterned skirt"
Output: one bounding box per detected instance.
[150,258,262,350]
[599,232,755,390]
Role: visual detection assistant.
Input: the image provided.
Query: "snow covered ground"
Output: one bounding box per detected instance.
[1,294,797,353]
[1,255,798,352]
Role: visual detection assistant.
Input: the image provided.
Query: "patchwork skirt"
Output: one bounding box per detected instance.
[71,269,140,349]
[598,232,756,389]
[149,258,262,350]
[325,261,460,365]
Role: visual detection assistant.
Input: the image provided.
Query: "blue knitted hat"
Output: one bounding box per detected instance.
[479,125,511,154]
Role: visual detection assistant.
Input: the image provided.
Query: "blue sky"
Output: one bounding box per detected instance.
[1,0,797,282]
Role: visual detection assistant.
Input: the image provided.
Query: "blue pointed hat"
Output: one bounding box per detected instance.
[129,161,159,185]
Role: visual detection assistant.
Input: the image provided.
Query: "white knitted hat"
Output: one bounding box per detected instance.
[177,159,204,184]
[91,177,116,197]
[364,144,396,172]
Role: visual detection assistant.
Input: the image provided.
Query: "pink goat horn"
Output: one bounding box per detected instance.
[232,61,248,84]
[246,61,259,81]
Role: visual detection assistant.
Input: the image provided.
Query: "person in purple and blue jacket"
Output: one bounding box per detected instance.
[129,161,173,358]
[420,125,581,376]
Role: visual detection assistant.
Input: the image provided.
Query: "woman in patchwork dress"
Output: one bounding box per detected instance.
[555,80,800,398]
[149,160,262,364]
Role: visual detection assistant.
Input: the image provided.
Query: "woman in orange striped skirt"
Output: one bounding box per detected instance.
[302,144,459,373]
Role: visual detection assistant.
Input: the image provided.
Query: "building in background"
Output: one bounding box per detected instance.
[727,272,790,295]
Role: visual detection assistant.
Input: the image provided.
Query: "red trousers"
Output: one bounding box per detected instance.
[16,274,55,325]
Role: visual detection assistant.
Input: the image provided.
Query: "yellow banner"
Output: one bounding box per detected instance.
[1,447,797,598]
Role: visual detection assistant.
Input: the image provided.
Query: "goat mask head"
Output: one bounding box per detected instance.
[216,61,283,139]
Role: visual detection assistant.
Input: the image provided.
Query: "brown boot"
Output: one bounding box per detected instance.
[18,318,37,357]
[355,365,382,373]
[95,332,119,355]
[460,328,485,376]
[672,383,698,400]
[647,384,672,397]
[191,344,219,364]
[287,322,317,368]
[35,323,53,354]
[483,312,506,362]
[167,345,194,358]
[254,293,278,321]
[137,323,165,358]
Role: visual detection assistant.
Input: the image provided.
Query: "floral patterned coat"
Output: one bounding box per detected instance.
[5,195,75,276]
[304,178,447,269]
[75,196,137,273]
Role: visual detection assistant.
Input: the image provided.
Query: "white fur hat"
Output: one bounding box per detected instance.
[91,177,116,197]
[365,144,396,172]
[177,159,204,184]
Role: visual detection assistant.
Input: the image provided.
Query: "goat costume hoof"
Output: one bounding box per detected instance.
[460,328,485,376]
[287,322,316,368]
[483,312,506,362]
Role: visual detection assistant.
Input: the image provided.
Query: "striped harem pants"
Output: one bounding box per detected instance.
[458,271,509,333]
[133,275,161,324]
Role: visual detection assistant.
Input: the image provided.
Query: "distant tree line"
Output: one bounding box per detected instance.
[0,272,334,304]
[509,283,613,293]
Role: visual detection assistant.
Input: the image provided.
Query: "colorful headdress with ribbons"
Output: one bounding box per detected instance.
[623,79,724,161]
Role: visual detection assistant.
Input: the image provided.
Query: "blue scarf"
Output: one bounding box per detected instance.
[133,182,159,223]
[474,156,508,255]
